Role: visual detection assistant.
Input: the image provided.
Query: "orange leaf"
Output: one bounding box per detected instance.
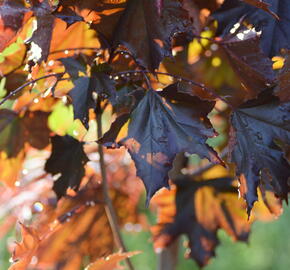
[85,251,140,270]
[9,223,41,270]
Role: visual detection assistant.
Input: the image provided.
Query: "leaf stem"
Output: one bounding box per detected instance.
[0,73,64,106]
[96,99,135,270]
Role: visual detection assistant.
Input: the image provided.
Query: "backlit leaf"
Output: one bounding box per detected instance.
[85,251,140,270]
[112,0,192,70]
[220,30,275,101]
[152,176,282,266]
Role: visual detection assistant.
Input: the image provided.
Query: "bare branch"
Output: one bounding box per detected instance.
[0,73,64,106]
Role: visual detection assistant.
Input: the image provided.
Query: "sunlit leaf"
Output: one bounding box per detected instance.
[85,251,140,270]
[112,0,192,70]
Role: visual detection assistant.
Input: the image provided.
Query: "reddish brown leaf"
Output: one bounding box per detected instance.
[152,175,282,266]
[9,223,41,270]
[220,31,275,101]
[112,0,192,70]
[0,110,50,186]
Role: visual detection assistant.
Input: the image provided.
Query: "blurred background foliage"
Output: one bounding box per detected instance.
[0,0,289,269]
[2,203,290,269]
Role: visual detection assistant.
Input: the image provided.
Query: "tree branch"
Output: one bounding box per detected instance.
[113,70,234,109]
[96,99,135,270]
[0,73,64,106]
[49,47,101,55]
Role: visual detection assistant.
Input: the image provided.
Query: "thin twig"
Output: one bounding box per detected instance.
[141,71,152,89]
[96,99,135,270]
[113,70,234,109]
[49,47,101,55]
[0,73,64,106]
[112,50,153,90]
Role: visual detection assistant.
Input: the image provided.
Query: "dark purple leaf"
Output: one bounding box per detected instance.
[60,58,116,127]
[230,93,290,213]
[45,135,89,199]
[213,0,290,57]
[100,83,223,203]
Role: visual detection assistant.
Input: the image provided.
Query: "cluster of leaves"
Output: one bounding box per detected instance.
[0,0,289,269]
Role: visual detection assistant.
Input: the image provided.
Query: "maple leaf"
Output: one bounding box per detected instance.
[45,135,89,199]
[230,92,290,213]
[35,185,114,269]
[213,0,290,57]
[220,30,275,101]
[9,169,140,270]
[152,173,282,266]
[112,0,192,70]
[100,83,223,203]
[61,57,116,127]
[9,223,41,270]
[275,50,290,102]
[85,251,140,270]
[152,178,250,267]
